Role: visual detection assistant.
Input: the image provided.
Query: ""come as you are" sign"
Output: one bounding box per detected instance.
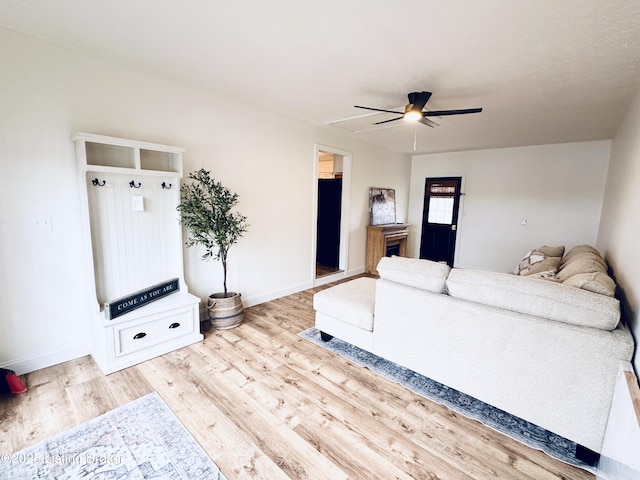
[104,278,180,320]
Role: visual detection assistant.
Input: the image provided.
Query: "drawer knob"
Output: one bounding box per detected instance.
[133,332,147,340]
[168,322,180,329]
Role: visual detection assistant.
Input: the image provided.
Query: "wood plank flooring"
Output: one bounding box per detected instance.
[0,281,594,479]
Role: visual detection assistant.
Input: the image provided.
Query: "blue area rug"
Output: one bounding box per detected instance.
[0,392,226,480]
[299,327,595,474]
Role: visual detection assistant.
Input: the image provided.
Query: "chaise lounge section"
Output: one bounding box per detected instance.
[313,247,635,456]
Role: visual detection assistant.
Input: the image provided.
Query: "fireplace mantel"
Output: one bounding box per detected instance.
[366,224,409,275]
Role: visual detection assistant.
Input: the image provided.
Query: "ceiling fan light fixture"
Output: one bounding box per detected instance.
[354,90,482,128]
[403,104,422,122]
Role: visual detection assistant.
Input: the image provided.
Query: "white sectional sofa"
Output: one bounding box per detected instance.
[313,247,635,456]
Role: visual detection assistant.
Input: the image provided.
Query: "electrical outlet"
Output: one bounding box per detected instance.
[33,215,53,231]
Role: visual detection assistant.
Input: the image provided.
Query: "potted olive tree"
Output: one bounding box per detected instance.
[178,168,249,329]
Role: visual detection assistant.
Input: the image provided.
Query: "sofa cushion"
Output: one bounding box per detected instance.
[377,256,450,293]
[313,277,376,331]
[446,269,620,330]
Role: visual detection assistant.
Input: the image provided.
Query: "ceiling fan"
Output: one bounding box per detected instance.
[354,91,482,127]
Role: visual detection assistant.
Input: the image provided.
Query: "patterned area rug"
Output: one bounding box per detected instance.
[0,392,226,480]
[299,327,596,474]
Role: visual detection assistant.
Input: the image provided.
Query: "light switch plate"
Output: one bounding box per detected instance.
[131,196,145,212]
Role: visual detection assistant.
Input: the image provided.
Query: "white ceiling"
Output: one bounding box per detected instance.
[2,0,640,154]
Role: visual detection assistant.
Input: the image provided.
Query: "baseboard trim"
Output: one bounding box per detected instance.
[348,266,366,276]
[243,280,315,307]
[1,345,91,375]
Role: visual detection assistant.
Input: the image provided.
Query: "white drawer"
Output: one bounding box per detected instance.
[115,308,195,357]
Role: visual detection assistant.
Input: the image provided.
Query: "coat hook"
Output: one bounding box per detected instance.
[91,178,106,187]
[161,182,172,190]
[129,180,141,188]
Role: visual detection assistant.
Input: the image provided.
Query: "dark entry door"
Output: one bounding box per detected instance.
[419,177,462,267]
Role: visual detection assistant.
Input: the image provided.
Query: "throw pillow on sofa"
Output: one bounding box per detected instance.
[555,244,616,296]
[513,245,564,278]
[562,271,616,297]
[537,245,565,257]
[556,253,607,282]
[561,244,602,264]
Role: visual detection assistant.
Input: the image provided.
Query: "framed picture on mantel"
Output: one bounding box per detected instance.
[369,187,396,225]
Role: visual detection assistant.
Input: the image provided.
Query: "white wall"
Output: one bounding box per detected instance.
[598,85,640,376]
[409,142,611,272]
[0,27,411,373]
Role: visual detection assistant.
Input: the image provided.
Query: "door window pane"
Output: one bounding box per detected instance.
[427,197,454,224]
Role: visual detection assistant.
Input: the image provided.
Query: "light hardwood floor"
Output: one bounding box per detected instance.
[0,281,594,479]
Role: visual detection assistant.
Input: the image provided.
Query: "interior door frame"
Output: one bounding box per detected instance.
[312,144,351,286]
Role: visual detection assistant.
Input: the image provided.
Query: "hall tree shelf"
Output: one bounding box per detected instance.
[73,132,203,374]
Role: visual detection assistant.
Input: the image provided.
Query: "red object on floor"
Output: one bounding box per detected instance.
[2,369,27,394]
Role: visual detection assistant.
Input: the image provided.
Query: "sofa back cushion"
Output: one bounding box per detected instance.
[446,269,620,330]
[377,256,450,293]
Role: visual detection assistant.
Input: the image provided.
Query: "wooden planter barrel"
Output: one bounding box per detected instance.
[207,292,244,329]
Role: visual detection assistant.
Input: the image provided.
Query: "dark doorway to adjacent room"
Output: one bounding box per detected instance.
[316,151,344,278]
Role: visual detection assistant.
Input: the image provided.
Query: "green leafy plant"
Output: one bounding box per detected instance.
[178,169,249,297]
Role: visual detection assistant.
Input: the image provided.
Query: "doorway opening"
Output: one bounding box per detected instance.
[419,177,462,267]
[314,145,351,285]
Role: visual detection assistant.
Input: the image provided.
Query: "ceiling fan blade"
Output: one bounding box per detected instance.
[422,108,483,117]
[354,105,403,115]
[407,91,432,112]
[419,117,439,128]
[373,116,404,125]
